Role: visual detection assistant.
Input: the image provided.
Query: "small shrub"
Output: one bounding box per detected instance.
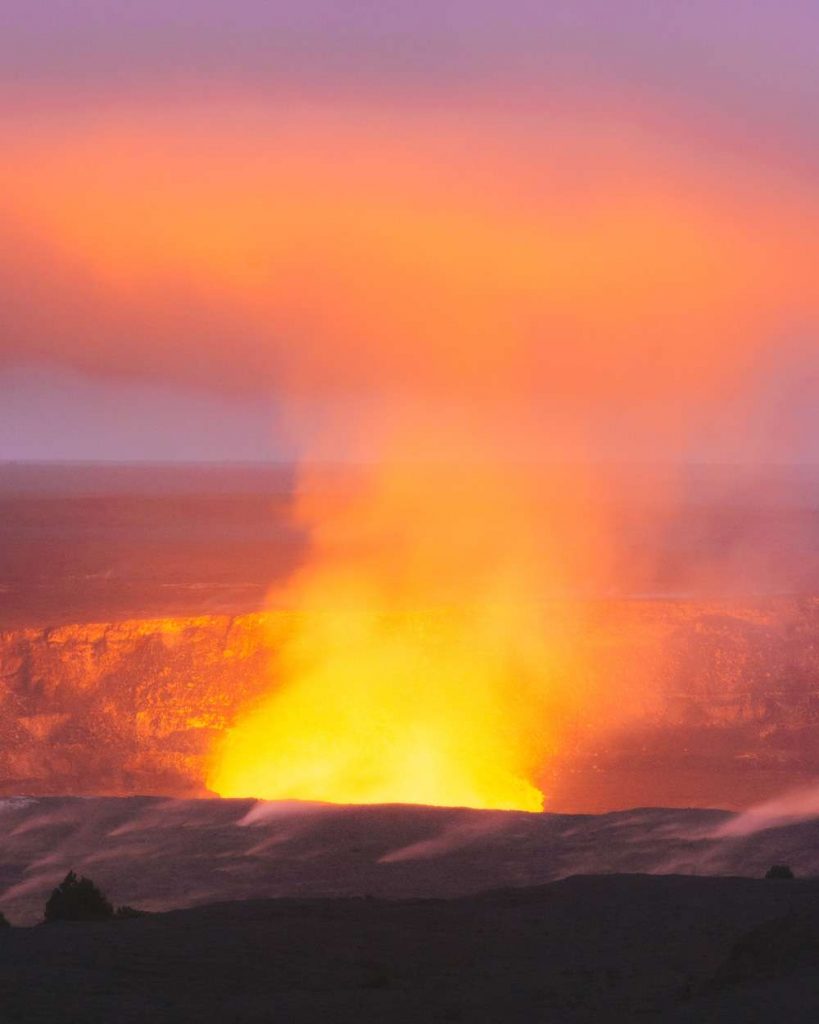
[114,905,147,920]
[44,871,115,922]
[765,865,795,880]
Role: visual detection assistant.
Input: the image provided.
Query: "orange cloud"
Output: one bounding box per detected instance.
[0,99,815,430]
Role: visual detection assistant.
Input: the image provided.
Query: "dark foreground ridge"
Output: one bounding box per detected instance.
[2,875,819,1022]
[5,797,819,926]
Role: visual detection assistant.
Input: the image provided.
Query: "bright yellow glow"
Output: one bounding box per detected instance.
[209,460,607,811]
[211,605,547,811]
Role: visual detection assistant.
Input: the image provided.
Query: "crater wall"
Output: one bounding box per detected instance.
[1,598,818,806]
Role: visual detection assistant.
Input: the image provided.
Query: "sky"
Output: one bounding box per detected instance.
[1,0,817,462]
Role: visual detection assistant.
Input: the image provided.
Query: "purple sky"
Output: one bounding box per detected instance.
[3,2,815,137]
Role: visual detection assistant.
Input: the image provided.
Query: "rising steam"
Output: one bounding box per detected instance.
[209,457,611,810]
[204,101,817,810]
[1,99,814,810]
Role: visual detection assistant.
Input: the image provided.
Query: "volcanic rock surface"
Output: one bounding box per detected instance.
[0,614,280,796]
[3,797,819,927]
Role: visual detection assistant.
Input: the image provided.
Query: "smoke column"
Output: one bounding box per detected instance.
[198,104,818,809]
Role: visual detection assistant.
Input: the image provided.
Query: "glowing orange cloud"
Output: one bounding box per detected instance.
[0,100,815,420]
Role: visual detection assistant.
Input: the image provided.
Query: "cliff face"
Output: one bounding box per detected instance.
[1,598,819,800]
[594,597,819,734]
[0,614,285,795]
[540,597,819,811]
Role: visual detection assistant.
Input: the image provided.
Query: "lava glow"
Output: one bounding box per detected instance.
[211,601,549,812]
[209,460,607,811]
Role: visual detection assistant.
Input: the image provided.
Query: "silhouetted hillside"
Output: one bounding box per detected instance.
[3,875,819,1022]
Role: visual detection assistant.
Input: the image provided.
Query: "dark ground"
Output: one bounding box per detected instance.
[1,461,817,626]
[0,463,302,626]
[2,874,819,1022]
[5,798,819,929]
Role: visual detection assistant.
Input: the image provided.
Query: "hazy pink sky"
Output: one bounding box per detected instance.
[1,0,816,461]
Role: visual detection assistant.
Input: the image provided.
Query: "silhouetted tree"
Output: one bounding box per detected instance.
[765,864,795,880]
[114,905,146,920]
[44,871,114,922]
[0,911,9,928]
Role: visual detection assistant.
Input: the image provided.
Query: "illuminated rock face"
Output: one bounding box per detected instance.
[0,614,282,795]
[591,597,819,736]
[0,598,818,802]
